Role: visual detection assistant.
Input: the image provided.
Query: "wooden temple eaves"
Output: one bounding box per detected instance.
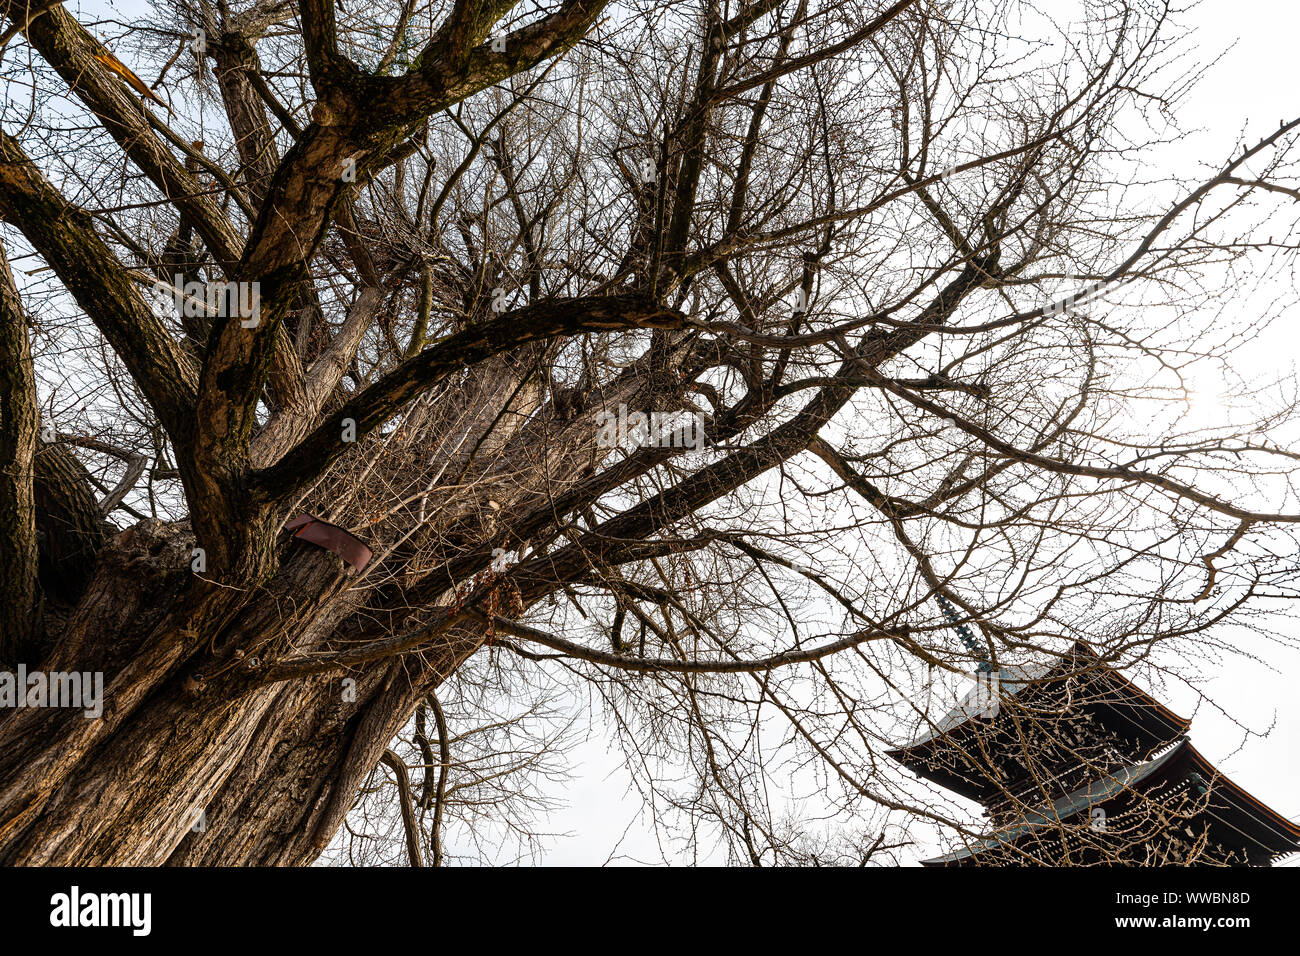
[888,642,1299,866]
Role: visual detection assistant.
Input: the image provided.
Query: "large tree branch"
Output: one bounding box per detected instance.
[478,609,907,673]
[31,441,109,606]
[1,0,243,267]
[0,239,40,661]
[193,1,610,537]
[252,294,684,505]
[209,25,281,208]
[297,0,347,89]
[372,0,610,129]
[506,259,997,598]
[250,286,384,468]
[0,129,199,445]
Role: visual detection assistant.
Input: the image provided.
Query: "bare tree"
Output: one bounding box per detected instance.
[1,0,1298,865]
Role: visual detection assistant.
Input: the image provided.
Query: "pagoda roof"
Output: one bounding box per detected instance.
[888,641,1189,760]
[919,738,1300,865]
[889,659,1055,753]
[920,739,1190,865]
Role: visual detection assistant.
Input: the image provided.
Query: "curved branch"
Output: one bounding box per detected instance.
[252,294,684,505]
[379,749,424,867]
[477,609,907,674]
[0,0,244,267]
[0,129,199,445]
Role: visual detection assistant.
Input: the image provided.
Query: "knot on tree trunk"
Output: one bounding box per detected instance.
[48,519,198,675]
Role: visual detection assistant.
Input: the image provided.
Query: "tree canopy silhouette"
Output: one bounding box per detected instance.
[1,0,1299,865]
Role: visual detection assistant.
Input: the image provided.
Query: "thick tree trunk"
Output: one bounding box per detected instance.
[0,349,557,865]
[0,516,479,866]
[0,309,688,865]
